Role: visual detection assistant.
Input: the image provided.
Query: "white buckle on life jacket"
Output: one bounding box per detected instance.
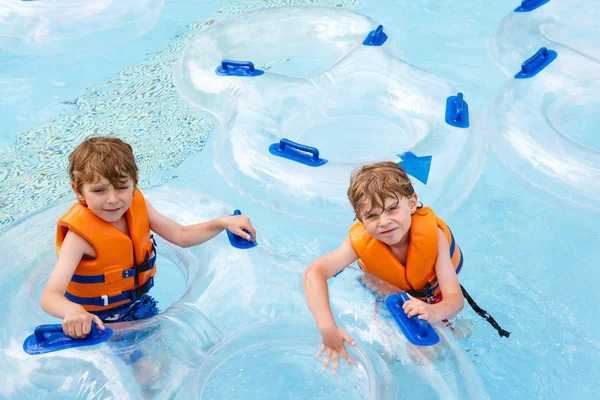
[101,295,109,307]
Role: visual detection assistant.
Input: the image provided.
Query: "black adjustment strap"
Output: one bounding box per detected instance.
[461,285,510,338]
[405,289,433,299]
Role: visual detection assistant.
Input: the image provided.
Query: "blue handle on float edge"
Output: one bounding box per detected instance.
[384,292,440,346]
[215,59,265,77]
[362,25,388,46]
[226,209,257,249]
[514,0,550,12]
[445,92,470,128]
[397,151,432,185]
[23,323,113,355]
[268,138,328,167]
[514,47,557,79]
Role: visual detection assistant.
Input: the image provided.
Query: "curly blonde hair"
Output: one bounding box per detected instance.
[347,161,415,220]
[69,137,138,193]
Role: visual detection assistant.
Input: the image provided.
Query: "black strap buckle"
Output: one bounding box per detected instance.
[134,256,155,275]
[129,277,154,302]
[405,289,433,299]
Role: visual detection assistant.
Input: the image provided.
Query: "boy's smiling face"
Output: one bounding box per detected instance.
[74,175,135,226]
[358,193,418,246]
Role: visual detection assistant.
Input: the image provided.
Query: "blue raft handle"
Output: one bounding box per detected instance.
[226,209,257,249]
[514,47,557,79]
[384,292,440,346]
[34,324,65,343]
[215,59,265,77]
[34,323,104,343]
[514,0,550,12]
[399,293,429,339]
[362,24,388,46]
[24,323,113,355]
[279,139,320,162]
[268,138,328,167]
[445,92,470,128]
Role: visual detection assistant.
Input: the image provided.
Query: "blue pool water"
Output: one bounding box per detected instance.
[1,0,599,399]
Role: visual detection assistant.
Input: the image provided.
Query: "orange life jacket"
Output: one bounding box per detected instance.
[56,189,156,312]
[349,207,463,298]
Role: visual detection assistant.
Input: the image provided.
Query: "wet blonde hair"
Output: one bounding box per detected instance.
[347,161,415,220]
[69,137,138,194]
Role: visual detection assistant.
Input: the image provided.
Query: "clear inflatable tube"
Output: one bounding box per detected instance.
[1,185,490,398]
[0,0,164,54]
[173,6,486,223]
[0,186,341,398]
[194,321,389,400]
[486,0,600,212]
[328,267,490,399]
[0,187,236,398]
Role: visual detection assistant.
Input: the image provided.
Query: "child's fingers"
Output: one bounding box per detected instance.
[340,347,353,366]
[92,315,105,330]
[331,353,340,374]
[82,319,92,336]
[405,305,421,318]
[74,322,84,338]
[322,350,333,371]
[316,345,326,358]
[62,321,74,337]
[245,224,257,241]
[341,331,355,346]
[233,228,251,241]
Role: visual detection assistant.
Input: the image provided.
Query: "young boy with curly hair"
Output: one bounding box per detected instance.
[304,161,469,373]
[41,137,256,338]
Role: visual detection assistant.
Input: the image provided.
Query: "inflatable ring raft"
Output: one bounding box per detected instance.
[174,6,486,222]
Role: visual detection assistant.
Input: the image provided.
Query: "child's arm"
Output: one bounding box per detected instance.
[40,230,105,338]
[146,200,256,248]
[303,236,358,373]
[403,227,464,323]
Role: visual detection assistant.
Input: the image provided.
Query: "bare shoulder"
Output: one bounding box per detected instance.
[437,227,450,249]
[338,236,358,258]
[63,229,95,259]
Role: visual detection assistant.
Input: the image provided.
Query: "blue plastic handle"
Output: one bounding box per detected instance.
[34,324,63,343]
[222,60,255,73]
[514,0,550,12]
[362,24,388,46]
[226,209,257,249]
[445,92,470,128]
[215,59,265,77]
[399,292,429,338]
[521,47,551,74]
[34,323,102,343]
[453,93,465,122]
[268,138,328,167]
[514,47,557,79]
[279,139,320,162]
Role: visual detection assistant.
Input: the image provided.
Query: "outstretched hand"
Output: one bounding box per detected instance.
[316,326,355,374]
[220,214,257,242]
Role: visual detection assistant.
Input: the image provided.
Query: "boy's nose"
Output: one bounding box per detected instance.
[106,189,118,203]
[378,213,391,226]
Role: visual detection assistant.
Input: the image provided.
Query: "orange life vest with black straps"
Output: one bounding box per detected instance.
[56,189,156,312]
[349,207,463,298]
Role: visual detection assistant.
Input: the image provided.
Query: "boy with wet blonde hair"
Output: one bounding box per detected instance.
[41,136,257,338]
[303,161,466,373]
